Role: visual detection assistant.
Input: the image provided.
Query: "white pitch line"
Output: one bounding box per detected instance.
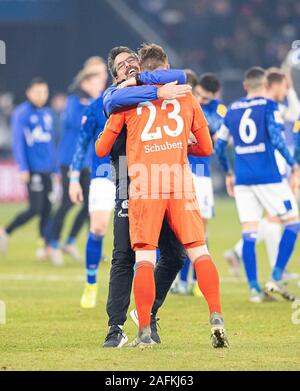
[0,274,85,282]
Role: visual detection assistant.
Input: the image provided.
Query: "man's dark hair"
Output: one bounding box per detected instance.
[199,73,220,94]
[184,69,199,89]
[244,67,266,81]
[107,46,138,78]
[138,43,168,71]
[26,77,48,90]
[266,67,286,86]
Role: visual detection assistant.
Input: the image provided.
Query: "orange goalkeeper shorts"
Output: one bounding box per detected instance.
[128,193,206,250]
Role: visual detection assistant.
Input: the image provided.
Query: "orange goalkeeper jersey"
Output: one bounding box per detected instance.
[96,92,212,197]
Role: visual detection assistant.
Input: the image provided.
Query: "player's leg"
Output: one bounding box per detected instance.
[127,198,166,348]
[258,216,282,268]
[63,168,90,260]
[148,218,186,342]
[223,239,242,277]
[234,185,269,301]
[103,198,133,348]
[224,216,282,277]
[81,178,115,309]
[254,182,300,300]
[166,195,228,348]
[36,173,53,260]
[0,173,44,255]
[128,247,157,348]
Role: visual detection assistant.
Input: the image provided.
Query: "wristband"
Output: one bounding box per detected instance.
[135,73,143,86]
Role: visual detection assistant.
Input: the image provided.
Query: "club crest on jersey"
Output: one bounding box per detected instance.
[29,115,39,124]
[217,104,227,118]
[81,116,87,125]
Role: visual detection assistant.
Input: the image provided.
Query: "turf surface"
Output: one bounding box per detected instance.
[0,198,300,370]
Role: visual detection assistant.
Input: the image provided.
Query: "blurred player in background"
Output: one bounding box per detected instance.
[215,67,300,303]
[97,44,228,349]
[172,71,227,295]
[47,62,106,266]
[68,59,115,309]
[0,78,57,255]
[224,68,300,279]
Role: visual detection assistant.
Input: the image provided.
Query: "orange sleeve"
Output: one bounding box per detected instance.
[95,112,125,158]
[188,96,213,157]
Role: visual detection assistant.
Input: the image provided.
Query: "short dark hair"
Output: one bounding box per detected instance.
[199,73,220,94]
[266,67,286,86]
[107,46,138,78]
[138,43,168,71]
[26,77,48,90]
[184,69,199,89]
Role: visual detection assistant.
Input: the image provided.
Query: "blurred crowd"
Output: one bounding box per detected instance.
[131,0,300,73]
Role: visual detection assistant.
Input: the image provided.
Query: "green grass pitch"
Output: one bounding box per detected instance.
[0,198,300,371]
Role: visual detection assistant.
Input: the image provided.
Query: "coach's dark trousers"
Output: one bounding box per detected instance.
[106,198,187,326]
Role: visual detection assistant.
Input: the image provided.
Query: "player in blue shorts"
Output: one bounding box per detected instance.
[215,66,300,303]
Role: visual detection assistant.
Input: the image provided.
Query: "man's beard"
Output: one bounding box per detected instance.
[125,66,139,79]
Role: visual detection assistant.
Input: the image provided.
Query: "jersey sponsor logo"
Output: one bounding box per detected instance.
[118,209,128,218]
[121,199,128,209]
[231,98,266,110]
[235,143,266,154]
[144,141,183,154]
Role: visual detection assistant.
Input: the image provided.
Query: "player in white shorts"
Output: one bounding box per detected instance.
[69,91,116,309]
[215,66,300,303]
[224,67,300,279]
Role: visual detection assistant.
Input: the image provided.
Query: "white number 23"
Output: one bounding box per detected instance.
[137,99,184,142]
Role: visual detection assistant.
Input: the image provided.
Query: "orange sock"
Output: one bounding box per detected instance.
[134,261,155,330]
[194,255,221,314]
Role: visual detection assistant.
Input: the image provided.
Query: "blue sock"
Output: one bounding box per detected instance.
[272,222,300,281]
[156,248,160,264]
[180,257,190,283]
[242,232,261,292]
[50,240,59,249]
[86,232,103,284]
[66,236,76,245]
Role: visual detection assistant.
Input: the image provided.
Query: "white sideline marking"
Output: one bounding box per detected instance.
[0,274,85,282]
[0,274,241,283]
